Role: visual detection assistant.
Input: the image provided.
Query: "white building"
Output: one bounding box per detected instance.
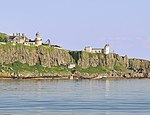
[35,32,42,46]
[8,32,43,46]
[8,33,29,44]
[91,48,103,53]
[104,44,110,54]
[84,46,92,52]
[84,44,110,54]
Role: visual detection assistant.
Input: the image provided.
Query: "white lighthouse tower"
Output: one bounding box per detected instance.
[104,44,110,54]
[35,32,42,46]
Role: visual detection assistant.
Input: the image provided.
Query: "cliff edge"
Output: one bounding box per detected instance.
[0,43,149,79]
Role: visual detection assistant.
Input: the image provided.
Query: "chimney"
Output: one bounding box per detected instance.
[13,33,15,36]
[19,33,21,36]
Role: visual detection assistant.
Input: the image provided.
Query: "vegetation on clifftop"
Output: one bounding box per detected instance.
[0,33,9,42]
[114,62,127,72]
[0,61,71,75]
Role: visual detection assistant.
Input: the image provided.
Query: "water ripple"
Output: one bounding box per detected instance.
[0,79,150,115]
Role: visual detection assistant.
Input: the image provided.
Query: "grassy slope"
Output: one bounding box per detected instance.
[0,61,72,75]
[0,61,116,75]
[76,66,112,75]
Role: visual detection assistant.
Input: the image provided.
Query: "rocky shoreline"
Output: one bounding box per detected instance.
[0,71,149,80]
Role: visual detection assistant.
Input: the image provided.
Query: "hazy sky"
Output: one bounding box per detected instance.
[0,0,150,60]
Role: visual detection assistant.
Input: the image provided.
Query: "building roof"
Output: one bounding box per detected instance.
[92,48,103,50]
[9,36,29,41]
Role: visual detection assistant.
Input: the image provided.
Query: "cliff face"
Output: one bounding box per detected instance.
[71,51,150,72]
[0,44,71,67]
[71,51,128,69]
[0,43,149,72]
[129,59,150,70]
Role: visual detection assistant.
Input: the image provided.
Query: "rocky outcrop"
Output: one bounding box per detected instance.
[0,43,149,73]
[129,58,150,70]
[71,51,129,69]
[71,51,150,72]
[0,44,71,67]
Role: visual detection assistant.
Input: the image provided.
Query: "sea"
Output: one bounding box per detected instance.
[0,79,150,115]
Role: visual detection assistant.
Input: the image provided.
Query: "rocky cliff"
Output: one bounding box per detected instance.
[70,51,128,69]
[0,43,71,67]
[0,43,149,72]
[70,51,150,73]
[129,58,150,71]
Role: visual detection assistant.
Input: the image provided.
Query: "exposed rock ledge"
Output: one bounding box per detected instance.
[0,72,149,80]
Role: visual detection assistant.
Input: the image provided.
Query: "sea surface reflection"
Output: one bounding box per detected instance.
[0,79,150,115]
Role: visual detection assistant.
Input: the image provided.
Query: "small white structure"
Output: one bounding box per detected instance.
[104,44,110,55]
[84,46,92,52]
[67,63,76,69]
[91,48,103,53]
[35,32,42,46]
[84,44,110,54]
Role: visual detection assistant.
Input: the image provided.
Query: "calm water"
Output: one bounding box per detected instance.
[0,79,150,115]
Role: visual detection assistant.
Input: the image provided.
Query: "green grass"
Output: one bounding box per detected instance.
[114,62,126,72]
[76,66,111,75]
[1,61,71,74]
[0,61,113,75]
[0,61,129,75]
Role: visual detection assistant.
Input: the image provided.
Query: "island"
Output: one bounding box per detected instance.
[0,32,149,80]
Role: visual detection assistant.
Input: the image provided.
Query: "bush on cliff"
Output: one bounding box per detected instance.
[114,62,126,72]
[0,33,8,42]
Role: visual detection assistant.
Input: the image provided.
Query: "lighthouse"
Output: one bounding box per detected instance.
[104,44,110,54]
[35,32,42,46]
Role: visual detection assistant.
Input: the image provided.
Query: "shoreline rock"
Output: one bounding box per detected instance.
[0,71,149,80]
